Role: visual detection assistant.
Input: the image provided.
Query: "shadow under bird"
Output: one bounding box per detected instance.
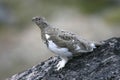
[32,16,102,70]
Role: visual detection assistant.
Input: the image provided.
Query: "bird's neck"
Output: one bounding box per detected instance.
[37,22,52,40]
[36,21,50,30]
[40,26,52,42]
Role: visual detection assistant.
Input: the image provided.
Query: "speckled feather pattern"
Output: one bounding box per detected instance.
[32,16,96,70]
[43,27,95,56]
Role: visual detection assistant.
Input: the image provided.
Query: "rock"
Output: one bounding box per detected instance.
[7,37,120,80]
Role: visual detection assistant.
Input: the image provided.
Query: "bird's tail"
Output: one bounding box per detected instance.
[94,41,105,47]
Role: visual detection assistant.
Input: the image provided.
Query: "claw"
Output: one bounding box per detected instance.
[55,57,68,70]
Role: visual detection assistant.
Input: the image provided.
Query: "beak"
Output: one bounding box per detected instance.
[32,17,36,22]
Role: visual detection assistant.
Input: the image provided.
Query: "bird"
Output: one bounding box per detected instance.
[32,16,100,70]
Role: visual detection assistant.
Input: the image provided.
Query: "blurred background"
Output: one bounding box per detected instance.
[0,0,120,79]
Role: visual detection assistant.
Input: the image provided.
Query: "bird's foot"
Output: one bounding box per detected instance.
[56,57,68,71]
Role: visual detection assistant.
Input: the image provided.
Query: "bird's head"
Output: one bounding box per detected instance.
[32,16,49,29]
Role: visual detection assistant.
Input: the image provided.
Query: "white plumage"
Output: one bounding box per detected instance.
[32,17,99,70]
[48,40,72,57]
[45,34,50,39]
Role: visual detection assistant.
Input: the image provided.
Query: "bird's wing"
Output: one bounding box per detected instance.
[55,30,94,53]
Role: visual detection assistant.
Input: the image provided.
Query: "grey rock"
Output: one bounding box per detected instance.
[7,37,120,80]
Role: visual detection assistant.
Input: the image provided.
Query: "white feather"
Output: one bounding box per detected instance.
[45,34,50,39]
[75,45,81,50]
[90,43,96,48]
[56,57,68,70]
[48,40,72,57]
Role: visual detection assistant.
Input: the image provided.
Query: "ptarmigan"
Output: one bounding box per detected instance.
[32,16,99,70]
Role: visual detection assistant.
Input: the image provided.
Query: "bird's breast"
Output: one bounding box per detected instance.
[47,40,72,57]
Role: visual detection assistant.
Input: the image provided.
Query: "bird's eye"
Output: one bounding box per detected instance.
[36,18,38,20]
[38,18,41,20]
